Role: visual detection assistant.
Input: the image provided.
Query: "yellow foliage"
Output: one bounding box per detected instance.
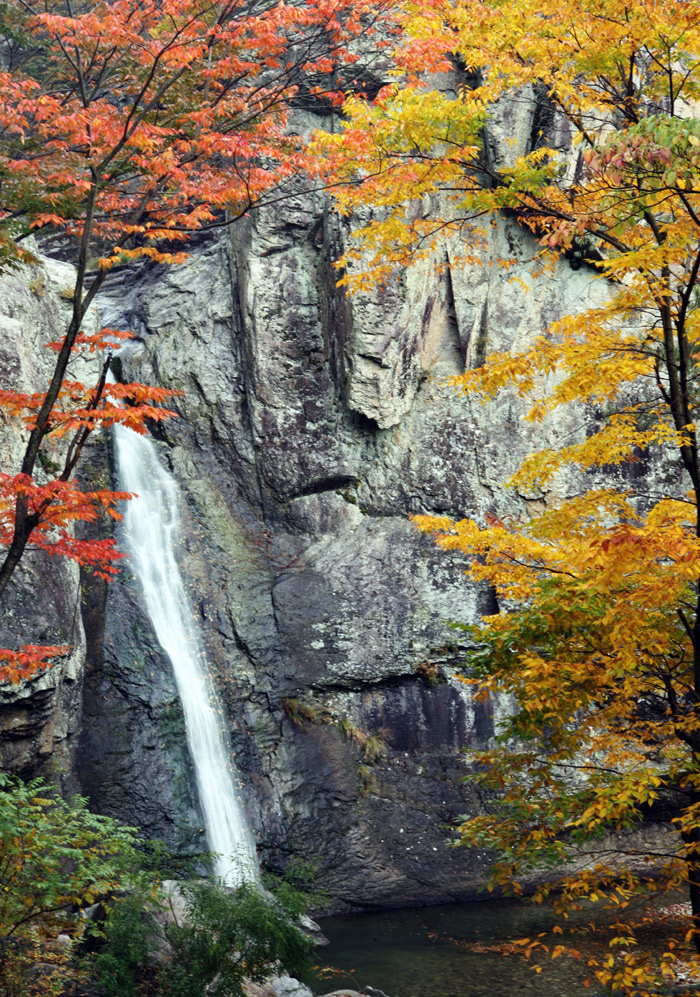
[324,1,700,993]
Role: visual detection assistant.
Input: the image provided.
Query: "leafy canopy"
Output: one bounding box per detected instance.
[0,0,386,265]
[323,0,700,992]
[0,0,393,682]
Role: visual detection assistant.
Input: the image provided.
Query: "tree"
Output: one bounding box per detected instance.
[0,772,144,995]
[321,0,700,991]
[92,879,314,997]
[0,0,390,683]
[0,775,314,997]
[155,879,313,997]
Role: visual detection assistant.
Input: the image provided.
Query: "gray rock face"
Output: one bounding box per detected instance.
[75,135,611,909]
[78,565,205,849]
[0,256,99,782]
[0,89,617,908]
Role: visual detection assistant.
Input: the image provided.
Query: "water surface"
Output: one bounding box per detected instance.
[308,898,605,997]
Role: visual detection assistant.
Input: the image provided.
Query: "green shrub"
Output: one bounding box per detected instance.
[162,880,314,997]
[90,894,156,997]
[0,773,142,995]
[265,858,326,919]
[94,878,315,997]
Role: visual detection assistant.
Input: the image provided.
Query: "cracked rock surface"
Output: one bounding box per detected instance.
[2,89,621,909]
[78,149,609,908]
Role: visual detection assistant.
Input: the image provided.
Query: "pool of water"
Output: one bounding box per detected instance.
[306,898,605,997]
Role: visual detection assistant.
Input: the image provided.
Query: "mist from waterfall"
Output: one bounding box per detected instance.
[112,420,259,886]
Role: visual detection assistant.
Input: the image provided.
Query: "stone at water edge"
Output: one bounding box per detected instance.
[324,990,365,997]
[299,913,330,947]
[270,975,314,997]
[320,991,369,997]
[243,981,371,997]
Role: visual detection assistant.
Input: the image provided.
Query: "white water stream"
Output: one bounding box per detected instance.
[113,420,259,886]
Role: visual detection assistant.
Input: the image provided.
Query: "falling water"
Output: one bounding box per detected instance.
[112,419,259,886]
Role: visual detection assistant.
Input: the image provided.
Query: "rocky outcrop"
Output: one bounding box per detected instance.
[0,89,617,908]
[77,564,205,848]
[0,256,97,783]
[74,99,612,908]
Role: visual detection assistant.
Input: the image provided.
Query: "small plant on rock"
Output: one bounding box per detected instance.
[357,764,379,797]
[362,732,389,765]
[283,698,322,729]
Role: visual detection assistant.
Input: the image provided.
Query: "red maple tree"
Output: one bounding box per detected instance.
[0,0,391,683]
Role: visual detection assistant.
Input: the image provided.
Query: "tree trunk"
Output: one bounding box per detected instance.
[0,500,37,601]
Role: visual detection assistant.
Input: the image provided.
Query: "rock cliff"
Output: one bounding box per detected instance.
[0,256,99,784]
[0,93,613,910]
[76,184,607,909]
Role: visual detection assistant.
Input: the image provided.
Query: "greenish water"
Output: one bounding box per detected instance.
[306,898,603,997]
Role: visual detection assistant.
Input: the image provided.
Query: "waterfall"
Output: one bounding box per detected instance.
[112,420,259,886]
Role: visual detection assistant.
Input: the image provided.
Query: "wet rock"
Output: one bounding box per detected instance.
[77,569,205,854]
